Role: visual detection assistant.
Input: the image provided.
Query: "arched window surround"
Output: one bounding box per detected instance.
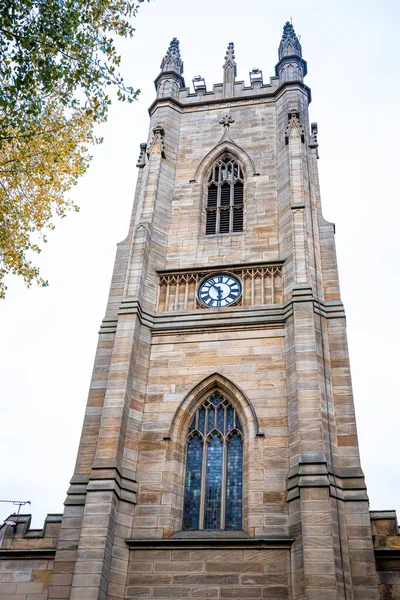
[205,154,245,236]
[183,392,244,531]
[191,141,257,240]
[167,373,261,535]
[193,141,256,183]
[167,373,261,441]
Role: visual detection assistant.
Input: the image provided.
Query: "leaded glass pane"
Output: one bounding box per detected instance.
[198,407,205,434]
[206,407,215,434]
[183,393,243,532]
[211,394,222,406]
[227,405,234,431]
[225,432,243,530]
[204,434,223,529]
[217,406,225,433]
[182,434,203,530]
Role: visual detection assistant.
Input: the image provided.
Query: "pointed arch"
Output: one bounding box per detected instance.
[167,372,262,441]
[205,153,244,234]
[193,141,257,183]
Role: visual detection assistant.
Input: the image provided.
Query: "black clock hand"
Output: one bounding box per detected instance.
[211,284,223,298]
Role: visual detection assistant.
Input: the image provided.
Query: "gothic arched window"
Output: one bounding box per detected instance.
[205,156,244,235]
[182,393,243,531]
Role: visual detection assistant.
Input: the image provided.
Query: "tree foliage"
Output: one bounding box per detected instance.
[0,0,147,297]
[0,103,94,299]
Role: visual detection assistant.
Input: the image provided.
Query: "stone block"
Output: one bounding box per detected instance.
[191,587,219,598]
[153,587,189,598]
[12,570,32,582]
[154,562,203,573]
[220,587,262,598]
[173,574,239,586]
[262,587,290,599]
[205,562,264,574]
[126,587,152,598]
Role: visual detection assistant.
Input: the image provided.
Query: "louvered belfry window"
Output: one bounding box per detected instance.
[206,156,244,235]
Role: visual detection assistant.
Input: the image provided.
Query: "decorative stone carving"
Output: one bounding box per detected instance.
[160,37,184,76]
[275,21,307,83]
[157,264,283,312]
[219,114,235,128]
[157,78,180,99]
[223,42,237,84]
[147,125,165,158]
[285,109,305,144]
[155,38,185,92]
[280,62,303,83]
[278,21,302,59]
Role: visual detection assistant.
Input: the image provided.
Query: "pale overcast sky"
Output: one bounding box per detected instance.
[1,0,399,527]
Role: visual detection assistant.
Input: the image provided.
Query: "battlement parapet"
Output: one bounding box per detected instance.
[0,513,62,553]
[370,510,400,550]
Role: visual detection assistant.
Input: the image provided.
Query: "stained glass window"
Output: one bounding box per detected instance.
[183,434,203,530]
[182,393,243,531]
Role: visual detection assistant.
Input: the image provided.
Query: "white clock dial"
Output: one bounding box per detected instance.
[198,274,242,308]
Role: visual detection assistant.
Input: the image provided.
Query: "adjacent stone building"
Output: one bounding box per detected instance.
[1,22,399,600]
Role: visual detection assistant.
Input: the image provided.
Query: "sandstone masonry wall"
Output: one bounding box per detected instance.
[0,514,61,599]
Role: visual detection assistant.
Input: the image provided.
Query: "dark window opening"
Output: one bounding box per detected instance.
[205,156,244,235]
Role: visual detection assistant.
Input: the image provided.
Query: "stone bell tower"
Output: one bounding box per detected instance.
[4,22,399,600]
[46,23,382,600]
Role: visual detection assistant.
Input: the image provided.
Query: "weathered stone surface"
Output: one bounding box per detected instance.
[0,24,394,600]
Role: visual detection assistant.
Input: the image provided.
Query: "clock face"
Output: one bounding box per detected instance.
[198,274,242,308]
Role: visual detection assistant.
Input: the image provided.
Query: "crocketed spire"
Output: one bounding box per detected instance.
[223,42,237,84]
[278,21,302,60]
[275,21,307,83]
[160,37,184,76]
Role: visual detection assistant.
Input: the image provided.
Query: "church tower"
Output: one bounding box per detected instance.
[48,24,380,600]
[4,23,400,600]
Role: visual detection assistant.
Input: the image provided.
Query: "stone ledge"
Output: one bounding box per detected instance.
[126,536,294,550]
[375,548,400,558]
[0,548,56,559]
[157,259,284,276]
[370,511,398,520]
[66,467,138,505]
[287,454,368,502]
[102,294,345,336]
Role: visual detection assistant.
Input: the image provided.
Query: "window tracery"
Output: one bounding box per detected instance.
[206,155,244,235]
[182,393,243,531]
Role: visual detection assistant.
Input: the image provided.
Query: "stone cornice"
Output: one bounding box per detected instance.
[154,70,185,89]
[99,295,345,335]
[157,259,284,275]
[148,79,312,115]
[274,55,308,77]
